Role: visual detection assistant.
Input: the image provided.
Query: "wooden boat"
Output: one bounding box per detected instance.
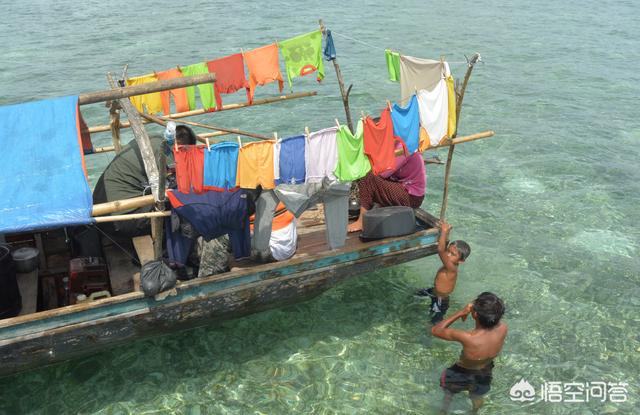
[0,37,491,377]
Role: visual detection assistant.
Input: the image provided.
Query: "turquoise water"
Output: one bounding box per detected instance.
[1,0,639,413]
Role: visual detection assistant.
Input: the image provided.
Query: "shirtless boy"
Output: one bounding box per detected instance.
[431,292,508,414]
[416,222,470,323]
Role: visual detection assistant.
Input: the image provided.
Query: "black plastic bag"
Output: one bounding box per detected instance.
[140,260,177,297]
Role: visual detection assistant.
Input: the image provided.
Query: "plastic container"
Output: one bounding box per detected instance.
[0,245,22,318]
[11,247,39,273]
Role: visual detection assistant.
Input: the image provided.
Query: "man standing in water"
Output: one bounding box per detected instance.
[431,292,507,414]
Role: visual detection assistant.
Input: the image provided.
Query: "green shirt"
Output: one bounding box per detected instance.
[279,30,325,89]
[335,120,371,181]
[385,49,400,82]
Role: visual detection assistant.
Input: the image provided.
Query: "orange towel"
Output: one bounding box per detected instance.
[243,44,284,101]
[156,69,190,115]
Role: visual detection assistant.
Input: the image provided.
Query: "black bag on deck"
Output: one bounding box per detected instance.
[360,206,417,241]
[140,260,177,297]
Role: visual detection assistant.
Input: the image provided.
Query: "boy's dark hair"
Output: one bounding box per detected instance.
[473,292,505,329]
[451,240,471,261]
[175,125,196,145]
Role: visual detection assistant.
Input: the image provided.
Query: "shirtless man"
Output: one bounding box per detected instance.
[431,292,508,414]
[416,221,470,323]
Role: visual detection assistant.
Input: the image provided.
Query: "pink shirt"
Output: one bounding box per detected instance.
[390,151,426,197]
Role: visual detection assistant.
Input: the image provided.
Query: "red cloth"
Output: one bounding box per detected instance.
[363,108,397,176]
[206,54,250,109]
[173,145,205,194]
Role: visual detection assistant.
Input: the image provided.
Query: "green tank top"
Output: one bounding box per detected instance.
[335,120,371,181]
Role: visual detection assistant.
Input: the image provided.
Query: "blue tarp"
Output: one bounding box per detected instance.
[0,96,94,234]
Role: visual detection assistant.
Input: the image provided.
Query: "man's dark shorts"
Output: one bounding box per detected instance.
[419,287,450,324]
[440,362,494,397]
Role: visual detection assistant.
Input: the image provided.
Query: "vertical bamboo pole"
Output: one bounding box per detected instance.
[108,101,122,153]
[319,19,354,133]
[106,72,164,260]
[439,53,481,222]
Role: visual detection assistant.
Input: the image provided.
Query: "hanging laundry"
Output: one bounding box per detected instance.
[274,180,350,249]
[126,74,163,114]
[173,145,205,194]
[323,30,337,61]
[391,95,420,154]
[363,108,397,176]
[250,203,298,261]
[167,189,251,259]
[203,141,239,191]
[416,78,449,148]
[385,49,401,82]
[156,68,190,115]
[445,63,457,138]
[206,53,250,109]
[399,55,443,103]
[335,120,371,181]
[236,140,276,189]
[275,135,306,185]
[305,126,339,183]
[180,62,216,111]
[279,30,325,89]
[243,44,284,101]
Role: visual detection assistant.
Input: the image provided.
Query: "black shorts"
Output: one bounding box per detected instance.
[440,363,494,396]
[423,287,450,324]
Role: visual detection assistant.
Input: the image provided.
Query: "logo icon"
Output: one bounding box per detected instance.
[510,378,536,402]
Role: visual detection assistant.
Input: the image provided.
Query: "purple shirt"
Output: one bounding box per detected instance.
[390,152,426,197]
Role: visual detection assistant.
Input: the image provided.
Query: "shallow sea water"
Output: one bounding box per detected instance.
[0,0,639,413]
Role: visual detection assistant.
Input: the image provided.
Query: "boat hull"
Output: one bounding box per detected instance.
[0,228,438,377]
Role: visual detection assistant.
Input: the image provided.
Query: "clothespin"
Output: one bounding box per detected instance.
[273,132,278,141]
[335,118,341,128]
[361,110,366,120]
[304,126,310,137]
[206,136,211,152]
[237,136,242,147]
[414,85,418,95]
[153,70,158,78]
[177,65,182,73]
[386,100,393,112]
[440,55,446,77]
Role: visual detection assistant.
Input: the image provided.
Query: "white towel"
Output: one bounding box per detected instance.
[417,78,449,147]
[305,126,338,183]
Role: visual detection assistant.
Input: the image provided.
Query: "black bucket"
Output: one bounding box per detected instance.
[0,245,22,319]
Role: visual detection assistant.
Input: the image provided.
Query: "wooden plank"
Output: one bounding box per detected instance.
[103,243,137,296]
[16,271,38,316]
[132,235,154,266]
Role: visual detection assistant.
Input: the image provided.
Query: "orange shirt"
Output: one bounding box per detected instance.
[243,44,284,101]
[363,108,397,176]
[156,69,190,115]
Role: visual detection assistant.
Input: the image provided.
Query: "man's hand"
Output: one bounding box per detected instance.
[441,221,452,234]
[460,303,474,321]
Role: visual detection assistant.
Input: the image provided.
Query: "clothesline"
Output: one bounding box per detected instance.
[331,31,469,64]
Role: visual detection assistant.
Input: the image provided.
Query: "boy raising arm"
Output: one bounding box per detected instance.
[416,221,470,323]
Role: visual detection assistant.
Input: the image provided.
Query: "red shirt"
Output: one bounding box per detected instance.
[206,53,250,109]
[363,108,397,176]
[173,145,205,194]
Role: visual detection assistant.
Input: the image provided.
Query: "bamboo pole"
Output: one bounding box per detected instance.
[78,73,216,105]
[140,112,273,141]
[90,130,232,153]
[108,101,122,153]
[319,19,354,133]
[432,130,494,149]
[94,211,170,223]
[439,53,481,222]
[88,91,318,134]
[92,194,156,216]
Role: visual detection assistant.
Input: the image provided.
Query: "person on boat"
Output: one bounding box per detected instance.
[92,125,197,238]
[347,144,425,233]
[431,292,507,415]
[416,221,470,323]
